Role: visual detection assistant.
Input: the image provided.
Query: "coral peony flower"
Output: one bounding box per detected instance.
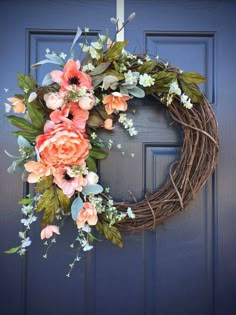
[102,92,131,114]
[49,102,89,132]
[86,172,99,185]
[103,118,114,130]
[50,59,92,93]
[40,225,60,240]
[44,92,64,110]
[36,123,90,168]
[76,202,98,228]
[53,168,87,197]
[24,161,52,183]
[7,97,26,113]
[79,94,95,110]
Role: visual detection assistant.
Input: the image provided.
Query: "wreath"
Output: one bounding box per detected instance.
[4,13,219,276]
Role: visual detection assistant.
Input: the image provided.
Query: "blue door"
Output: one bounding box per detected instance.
[0,1,235,314]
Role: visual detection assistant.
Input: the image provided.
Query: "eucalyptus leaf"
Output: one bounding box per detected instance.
[17,135,32,148]
[71,196,84,220]
[31,59,63,69]
[70,26,82,59]
[128,86,145,98]
[119,86,129,95]
[42,73,54,86]
[90,62,111,76]
[4,150,20,159]
[82,184,103,196]
[45,54,64,65]
[7,159,25,174]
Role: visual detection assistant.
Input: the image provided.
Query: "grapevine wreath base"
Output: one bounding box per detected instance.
[115,93,219,232]
[4,13,219,273]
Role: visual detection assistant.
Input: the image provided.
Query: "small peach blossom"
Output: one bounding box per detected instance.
[24,161,52,183]
[44,92,64,110]
[102,92,131,115]
[104,118,113,130]
[79,94,95,110]
[86,172,99,185]
[76,202,98,228]
[40,225,60,240]
[7,97,26,113]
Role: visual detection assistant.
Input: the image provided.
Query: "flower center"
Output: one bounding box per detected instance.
[64,173,72,181]
[69,76,80,85]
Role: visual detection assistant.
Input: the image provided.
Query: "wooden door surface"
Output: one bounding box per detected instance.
[0,1,235,315]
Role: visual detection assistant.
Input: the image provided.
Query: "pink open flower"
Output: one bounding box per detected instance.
[24,161,52,183]
[40,225,60,240]
[53,168,87,197]
[76,202,98,228]
[102,92,131,114]
[49,102,89,132]
[50,59,92,93]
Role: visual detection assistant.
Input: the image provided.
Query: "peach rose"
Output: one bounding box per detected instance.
[104,118,113,130]
[7,97,26,113]
[40,225,60,240]
[76,202,98,228]
[102,92,131,114]
[36,123,90,168]
[24,161,52,183]
[44,92,64,110]
[79,94,95,110]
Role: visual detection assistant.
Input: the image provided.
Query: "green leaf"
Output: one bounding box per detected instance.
[105,69,124,81]
[90,62,111,76]
[179,80,203,103]
[12,130,40,142]
[91,74,106,88]
[4,246,20,254]
[86,157,97,172]
[36,186,58,226]
[18,197,33,205]
[56,188,71,213]
[153,71,177,86]
[89,147,108,160]
[87,112,104,127]
[179,72,206,84]
[96,220,123,248]
[35,176,53,193]
[17,72,37,92]
[6,115,41,132]
[138,60,157,74]
[105,41,128,61]
[27,101,46,130]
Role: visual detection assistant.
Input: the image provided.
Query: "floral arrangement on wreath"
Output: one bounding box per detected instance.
[3,13,209,276]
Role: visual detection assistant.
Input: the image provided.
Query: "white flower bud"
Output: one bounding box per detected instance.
[86,172,99,185]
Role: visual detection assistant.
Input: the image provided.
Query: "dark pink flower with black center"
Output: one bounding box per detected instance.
[51,59,92,93]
